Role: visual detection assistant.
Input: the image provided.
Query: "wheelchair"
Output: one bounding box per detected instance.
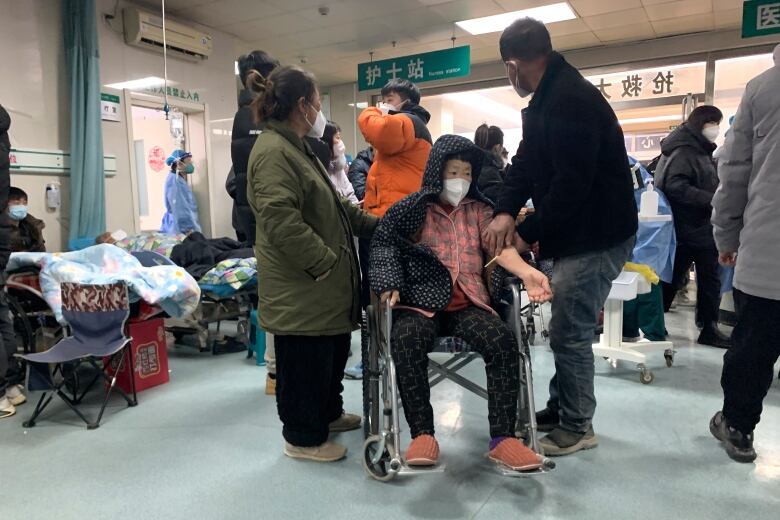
[360,277,555,481]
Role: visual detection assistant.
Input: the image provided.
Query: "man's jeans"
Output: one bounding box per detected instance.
[0,287,22,397]
[547,237,635,433]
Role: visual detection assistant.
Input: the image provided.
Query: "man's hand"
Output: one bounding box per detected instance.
[719,251,737,267]
[380,290,400,307]
[522,269,553,303]
[483,214,516,257]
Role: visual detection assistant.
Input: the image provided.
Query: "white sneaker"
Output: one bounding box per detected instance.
[0,396,16,419]
[6,384,26,406]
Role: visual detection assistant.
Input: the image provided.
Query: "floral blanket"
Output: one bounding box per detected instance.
[115,232,185,258]
[199,258,257,291]
[7,245,201,323]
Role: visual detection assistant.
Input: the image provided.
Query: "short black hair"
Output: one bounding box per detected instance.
[500,18,552,61]
[687,105,723,133]
[381,78,420,105]
[9,187,27,201]
[238,50,280,87]
[322,121,341,156]
[443,150,479,170]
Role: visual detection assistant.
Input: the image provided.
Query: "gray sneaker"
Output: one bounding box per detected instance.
[284,441,347,462]
[539,426,599,456]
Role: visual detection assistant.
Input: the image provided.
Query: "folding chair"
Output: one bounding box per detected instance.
[19,282,138,429]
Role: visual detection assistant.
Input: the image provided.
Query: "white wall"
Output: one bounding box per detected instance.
[0,0,241,250]
[98,0,239,239]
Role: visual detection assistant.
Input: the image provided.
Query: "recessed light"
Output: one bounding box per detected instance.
[105,76,167,90]
[455,2,577,36]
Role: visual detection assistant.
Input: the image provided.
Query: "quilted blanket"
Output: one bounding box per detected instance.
[8,244,201,323]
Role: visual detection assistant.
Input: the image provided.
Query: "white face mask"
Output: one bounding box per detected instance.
[441,178,471,206]
[333,140,346,157]
[305,105,327,139]
[702,125,720,142]
[507,62,531,98]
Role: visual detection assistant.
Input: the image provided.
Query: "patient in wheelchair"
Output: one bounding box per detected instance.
[369,135,552,471]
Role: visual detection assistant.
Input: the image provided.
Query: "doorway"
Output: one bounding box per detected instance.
[123,92,214,236]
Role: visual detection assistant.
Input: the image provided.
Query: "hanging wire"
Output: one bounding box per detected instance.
[161,0,170,120]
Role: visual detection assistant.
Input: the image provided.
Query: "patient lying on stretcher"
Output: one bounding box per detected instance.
[369,135,552,472]
[96,231,254,279]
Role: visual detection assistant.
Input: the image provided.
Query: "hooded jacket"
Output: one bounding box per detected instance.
[655,123,718,249]
[370,135,506,312]
[712,46,780,300]
[0,105,13,269]
[358,103,432,217]
[347,146,373,201]
[496,52,638,259]
[231,89,337,246]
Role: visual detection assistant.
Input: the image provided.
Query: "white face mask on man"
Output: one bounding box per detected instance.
[506,61,532,98]
[441,178,471,206]
[305,105,327,138]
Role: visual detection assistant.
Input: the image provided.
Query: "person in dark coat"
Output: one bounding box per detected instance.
[231,50,332,246]
[7,187,46,252]
[0,104,22,418]
[347,146,373,202]
[655,105,729,348]
[473,124,505,204]
[483,19,637,456]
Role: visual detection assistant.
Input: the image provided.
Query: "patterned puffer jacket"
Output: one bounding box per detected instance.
[369,134,507,312]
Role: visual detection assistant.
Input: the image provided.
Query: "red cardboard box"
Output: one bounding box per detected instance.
[106,318,170,393]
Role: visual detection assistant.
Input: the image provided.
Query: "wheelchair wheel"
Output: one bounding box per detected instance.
[8,293,35,354]
[362,435,394,482]
[362,308,380,439]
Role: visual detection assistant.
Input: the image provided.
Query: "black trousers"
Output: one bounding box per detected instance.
[662,242,721,325]
[274,334,350,447]
[721,289,780,434]
[390,307,519,439]
[0,287,21,398]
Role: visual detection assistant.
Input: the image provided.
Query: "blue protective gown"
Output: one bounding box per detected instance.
[160,172,201,235]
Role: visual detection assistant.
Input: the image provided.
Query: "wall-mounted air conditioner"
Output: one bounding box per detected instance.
[123,7,213,61]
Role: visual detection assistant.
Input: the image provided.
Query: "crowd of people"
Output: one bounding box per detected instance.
[0,18,778,469]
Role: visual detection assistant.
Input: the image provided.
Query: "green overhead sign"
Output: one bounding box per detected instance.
[357,46,471,92]
[742,0,780,38]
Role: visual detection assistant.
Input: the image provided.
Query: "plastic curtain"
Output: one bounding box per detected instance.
[63,0,105,246]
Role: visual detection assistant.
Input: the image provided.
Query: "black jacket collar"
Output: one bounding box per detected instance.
[528,52,568,110]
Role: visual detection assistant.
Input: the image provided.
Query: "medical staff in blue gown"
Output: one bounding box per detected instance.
[161,150,201,235]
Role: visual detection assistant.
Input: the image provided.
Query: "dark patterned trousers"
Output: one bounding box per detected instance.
[390,306,520,439]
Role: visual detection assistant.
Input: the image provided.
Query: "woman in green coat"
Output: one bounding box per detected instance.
[246,66,378,463]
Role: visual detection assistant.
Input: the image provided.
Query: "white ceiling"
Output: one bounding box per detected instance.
[156,0,743,85]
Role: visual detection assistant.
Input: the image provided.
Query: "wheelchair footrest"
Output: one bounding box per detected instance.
[498,457,556,477]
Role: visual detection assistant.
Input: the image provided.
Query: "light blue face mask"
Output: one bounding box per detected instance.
[8,205,28,221]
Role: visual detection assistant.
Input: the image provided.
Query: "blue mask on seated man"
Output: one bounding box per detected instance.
[8,205,28,221]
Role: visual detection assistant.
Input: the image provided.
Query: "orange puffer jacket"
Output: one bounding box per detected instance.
[358,104,432,217]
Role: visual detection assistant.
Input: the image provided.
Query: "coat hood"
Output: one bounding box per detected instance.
[419,134,491,205]
[396,103,431,124]
[661,123,716,157]
[238,88,255,108]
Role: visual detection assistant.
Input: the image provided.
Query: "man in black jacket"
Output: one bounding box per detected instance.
[0,104,22,418]
[231,50,332,246]
[484,19,638,456]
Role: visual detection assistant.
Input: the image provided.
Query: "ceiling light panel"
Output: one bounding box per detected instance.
[456,2,577,35]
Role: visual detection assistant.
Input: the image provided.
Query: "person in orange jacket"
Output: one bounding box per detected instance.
[358,79,432,218]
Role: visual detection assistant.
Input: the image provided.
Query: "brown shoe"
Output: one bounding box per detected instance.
[284,441,347,462]
[265,374,276,395]
[488,437,543,471]
[329,413,361,432]
[405,434,439,466]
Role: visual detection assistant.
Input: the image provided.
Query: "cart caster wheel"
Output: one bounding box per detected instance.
[639,369,654,384]
[362,436,394,482]
[664,349,674,368]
